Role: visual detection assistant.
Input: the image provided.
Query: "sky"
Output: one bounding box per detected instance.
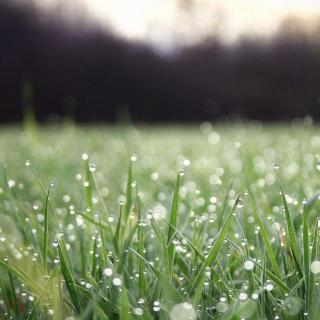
[18,0,320,49]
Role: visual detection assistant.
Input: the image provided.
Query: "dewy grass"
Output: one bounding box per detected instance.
[1,123,320,319]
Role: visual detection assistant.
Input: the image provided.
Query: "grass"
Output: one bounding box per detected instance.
[0,122,320,319]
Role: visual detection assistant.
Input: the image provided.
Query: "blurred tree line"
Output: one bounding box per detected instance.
[1,1,320,122]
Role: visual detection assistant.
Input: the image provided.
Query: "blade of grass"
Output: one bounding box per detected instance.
[189,195,240,300]
[137,195,147,298]
[308,218,319,312]
[119,287,134,320]
[279,185,303,278]
[43,183,52,272]
[247,188,281,278]
[167,171,182,279]
[129,248,182,304]
[58,237,82,313]
[124,158,133,221]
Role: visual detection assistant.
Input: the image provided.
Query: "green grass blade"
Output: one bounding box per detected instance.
[247,188,281,278]
[280,185,303,278]
[167,171,182,278]
[43,183,52,272]
[303,204,310,313]
[124,158,133,221]
[309,218,319,313]
[137,195,147,298]
[129,248,182,303]
[189,195,239,298]
[57,237,82,313]
[119,287,134,320]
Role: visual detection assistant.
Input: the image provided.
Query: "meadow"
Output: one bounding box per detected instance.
[0,122,320,319]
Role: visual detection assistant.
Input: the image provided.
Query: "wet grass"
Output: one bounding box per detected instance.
[0,122,320,319]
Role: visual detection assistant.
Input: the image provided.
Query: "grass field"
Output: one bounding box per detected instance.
[1,122,320,319]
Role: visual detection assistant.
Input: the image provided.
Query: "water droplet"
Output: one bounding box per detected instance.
[243,260,255,271]
[133,307,144,316]
[8,180,16,188]
[239,293,248,301]
[317,160,320,171]
[183,159,191,167]
[251,293,259,300]
[25,160,31,167]
[112,277,122,286]
[83,181,90,188]
[265,283,274,291]
[283,296,301,316]
[153,301,161,312]
[216,302,228,313]
[82,153,89,161]
[169,302,196,320]
[63,195,71,203]
[179,169,185,177]
[311,260,320,274]
[103,268,113,277]
[273,163,280,171]
[130,154,137,162]
[89,163,96,172]
[236,198,244,208]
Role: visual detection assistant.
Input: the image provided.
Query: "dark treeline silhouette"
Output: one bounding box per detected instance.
[1,1,320,123]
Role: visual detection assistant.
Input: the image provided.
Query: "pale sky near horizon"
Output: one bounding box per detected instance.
[18,0,320,49]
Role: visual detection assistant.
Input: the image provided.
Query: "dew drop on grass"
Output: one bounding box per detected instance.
[265,283,274,291]
[243,260,255,271]
[153,301,161,312]
[103,268,113,277]
[216,302,228,313]
[311,260,320,274]
[239,293,248,301]
[169,302,196,320]
[8,180,16,188]
[179,169,185,177]
[317,160,320,171]
[133,307,144,316]
[273,163,280,170]
[251,293,259,300]
[151,172,159,181]
[82,153,89,161]
[236,198,244,208]
[283,296,301,316]
[112,277,122,286]
[130,154,137,162]
[83,181,90,188]
[25,160,31,167]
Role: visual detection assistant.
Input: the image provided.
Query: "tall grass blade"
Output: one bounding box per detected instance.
[167,171,182,278]
[189,196,239,299]
[279,185,303,278]
[57,237,82,313]
[43,183,52,272]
